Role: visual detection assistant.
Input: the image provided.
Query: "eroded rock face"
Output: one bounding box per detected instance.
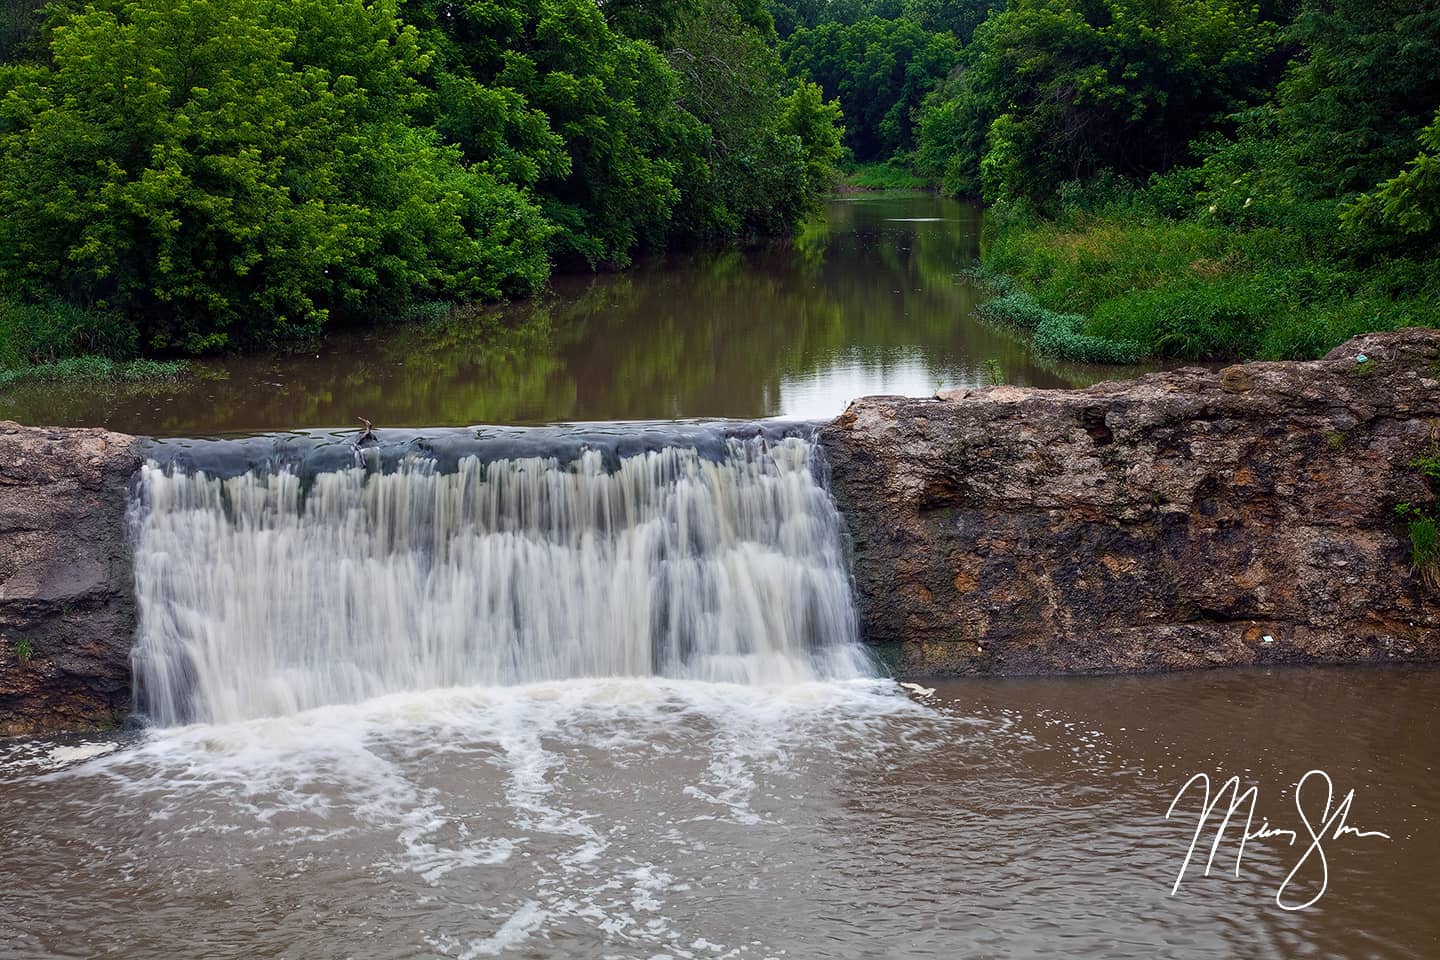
[820,329,1440,676]
[0,422,142,735]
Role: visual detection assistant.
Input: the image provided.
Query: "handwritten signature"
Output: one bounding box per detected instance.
[1166,769,1390,910]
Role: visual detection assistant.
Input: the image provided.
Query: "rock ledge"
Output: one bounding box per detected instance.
[819,329,1440,676]
[0,421,141,735]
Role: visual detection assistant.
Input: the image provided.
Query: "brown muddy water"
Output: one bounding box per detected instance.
[0,667,1435,959]
[0,194,1122,435]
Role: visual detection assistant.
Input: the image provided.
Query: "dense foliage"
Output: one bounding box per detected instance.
[915,0,1276,203]
[3,0,1434,370]
[780,16,957,161]
[0,0,842,363]
[756,0,1437,363]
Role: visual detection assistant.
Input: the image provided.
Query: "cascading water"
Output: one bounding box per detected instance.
[130,425,872,725]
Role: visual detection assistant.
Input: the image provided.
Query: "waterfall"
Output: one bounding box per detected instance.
[130,430,872,725]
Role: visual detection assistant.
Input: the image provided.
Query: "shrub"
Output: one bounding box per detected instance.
[977,291,1143,364]
[1090,279,1268,361]
[0,297,136,367]
[0,0,553,354]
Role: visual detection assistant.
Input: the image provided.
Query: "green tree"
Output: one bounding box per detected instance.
[915,0,1276,204]
[665,0,841,239]
[779,81,846,200]
[1278,0,1440,201]
[1171,0,1440,245]
[0,0,550,353]
[900,0,1003,43]
[403,0,704,268]
[0,0,47,64]
[781,16,959,161]
[1342,109,1440,246]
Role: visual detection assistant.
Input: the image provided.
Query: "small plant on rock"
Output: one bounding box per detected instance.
[1397,506,1439,588]
[1397,436,1440,589]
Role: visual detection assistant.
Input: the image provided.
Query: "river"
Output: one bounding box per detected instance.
[0,195,1435,959]
[2,667,1435,958]
[0,195,1116,435]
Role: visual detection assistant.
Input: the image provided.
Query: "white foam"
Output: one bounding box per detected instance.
[30,676,940,957]
[46,741,118,765]
[443,901,548,958]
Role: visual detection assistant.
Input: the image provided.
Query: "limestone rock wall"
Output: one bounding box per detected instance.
[0,422,141,734]
[819,329,1440,676]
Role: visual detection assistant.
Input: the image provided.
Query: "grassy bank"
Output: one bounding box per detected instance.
[841,160,935,191]
[0,297,187,390]
[0,356,187,391]
[977,208,1439,364]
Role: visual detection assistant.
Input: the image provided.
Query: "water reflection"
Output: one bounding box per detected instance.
[2,194,1122,435]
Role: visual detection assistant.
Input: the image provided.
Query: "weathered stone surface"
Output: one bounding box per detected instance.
[0,421,142,735]
[820,328,1440,676]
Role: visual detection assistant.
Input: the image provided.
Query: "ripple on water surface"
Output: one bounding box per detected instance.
[1,667,1436,959]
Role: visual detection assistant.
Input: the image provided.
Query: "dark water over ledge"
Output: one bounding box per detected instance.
[1,666,1435,959]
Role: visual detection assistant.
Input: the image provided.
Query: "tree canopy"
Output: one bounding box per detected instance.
[2,0,1434,366]
[0,0,844,359]
[781,15,958,161]
[912,0,1277,203]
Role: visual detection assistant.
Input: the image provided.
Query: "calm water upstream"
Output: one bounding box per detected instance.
[0,194,1118,435]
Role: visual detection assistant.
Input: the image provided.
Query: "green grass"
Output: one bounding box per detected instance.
[981,210,1438,363]
[1412,449,1440,485]
[1397,444,1440,589]
[842,160,934,191]
[14,637,33,665]
[975,290,1143,364]
[0,296,137,366]
[1407,515,1439,588]
[0,355,187,390]
[0,295,188,389]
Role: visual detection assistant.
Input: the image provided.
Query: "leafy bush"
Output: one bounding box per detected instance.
[0,0,554,353]
[1342,108,1440,250]
[0,297,136,367]
[845,160,932,190]
[976,291,1143,364]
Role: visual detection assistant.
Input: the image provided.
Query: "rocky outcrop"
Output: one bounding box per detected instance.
[820,329,1440,676]
[0,422,141,735]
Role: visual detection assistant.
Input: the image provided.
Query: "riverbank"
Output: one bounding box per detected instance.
[977,206,1440,365]
[837,161,937,192]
